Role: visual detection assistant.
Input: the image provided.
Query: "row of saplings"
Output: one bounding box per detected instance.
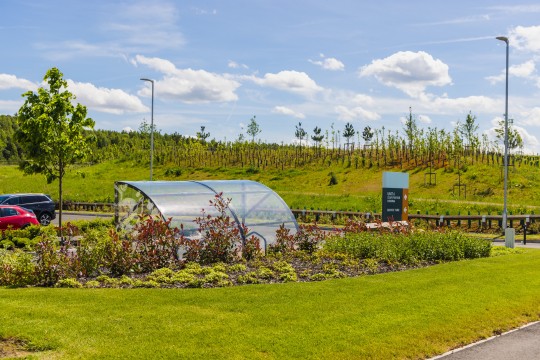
[0,195,493,288]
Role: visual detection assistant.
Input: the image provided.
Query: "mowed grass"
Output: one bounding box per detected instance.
[2,249,540,359]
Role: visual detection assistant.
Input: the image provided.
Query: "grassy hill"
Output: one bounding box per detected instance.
[1,155,540,216]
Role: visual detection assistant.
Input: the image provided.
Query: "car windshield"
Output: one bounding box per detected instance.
[0,195,10,203]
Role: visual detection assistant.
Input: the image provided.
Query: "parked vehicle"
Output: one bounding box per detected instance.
[0,194,56,225]
[0,205,40,230]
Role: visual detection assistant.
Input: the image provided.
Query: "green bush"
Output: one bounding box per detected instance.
[323,230,491,264]
[55,278,83,288]
[77,228,111,277]
[0,249,37,287]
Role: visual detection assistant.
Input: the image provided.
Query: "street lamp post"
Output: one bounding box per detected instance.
[496,36,509,232]
[140,78,154,181]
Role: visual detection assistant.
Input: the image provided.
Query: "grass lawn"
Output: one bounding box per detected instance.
[1,249,540,359]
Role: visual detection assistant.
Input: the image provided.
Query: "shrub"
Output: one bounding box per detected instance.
[85,280,101,288]
[34,234,77,286]
[180,194,244,264]
[132,216,182,272]
[0,249,37,287]
[103,229,136,276]
[77,228,110,277]
[323,229,491,264]
[55,278,83,288]
[294,224,326,254]
[269,224,296,255]
[171,271,197,285]
[237,272,259,284]
[146,268,175,283]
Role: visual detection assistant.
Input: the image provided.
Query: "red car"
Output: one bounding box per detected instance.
[0,205,40,230]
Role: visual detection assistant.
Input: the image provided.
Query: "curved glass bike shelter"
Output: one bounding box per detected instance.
[114,180,298,249]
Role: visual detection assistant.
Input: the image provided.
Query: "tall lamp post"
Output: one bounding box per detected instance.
[140,78,154,181]
[496,36,509,232]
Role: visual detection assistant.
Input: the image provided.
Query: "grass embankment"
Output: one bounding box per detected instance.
[2,159,540,215]
[1,249,540,359]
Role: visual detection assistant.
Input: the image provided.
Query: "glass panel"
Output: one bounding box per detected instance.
[115,180,297,246]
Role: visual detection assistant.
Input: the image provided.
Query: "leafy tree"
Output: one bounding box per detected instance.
[458,112,479,149]
[495,118,523,152]
[311,126,324,149]
[246,116,261,143]
[16,67,95,232]
[295,122,307,146]
[138,119,158,136]
[196,126,210,142]
[403,107,418,154]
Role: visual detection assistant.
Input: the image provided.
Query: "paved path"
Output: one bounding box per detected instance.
[432,322,540,359]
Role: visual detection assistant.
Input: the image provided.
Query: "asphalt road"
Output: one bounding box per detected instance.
[52,211,112,226]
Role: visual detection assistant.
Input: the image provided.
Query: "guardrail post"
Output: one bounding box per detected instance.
[524,215,530,245]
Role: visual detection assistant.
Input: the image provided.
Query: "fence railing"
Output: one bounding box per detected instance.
[61,202,537,230]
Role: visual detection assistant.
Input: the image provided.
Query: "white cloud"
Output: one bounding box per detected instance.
[335,105,380,121]
[0,99,23,114]
[0,74,36,91]
[486,60,536,84]
[245,70,323,97]
[228,61,249,69]
[520,107,540,126]
[37,1,185,60]
[359,51,452,98]
[309,54,345,71]
[509,25,540,53]
[418,115,432,124]
[133,55,240,103]
[67,80,148,114]
[272,106,305,119]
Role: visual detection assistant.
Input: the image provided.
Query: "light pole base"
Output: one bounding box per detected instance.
[505,228,515,248]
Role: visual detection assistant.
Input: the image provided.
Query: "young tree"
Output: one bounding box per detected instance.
[495,118,523,152]
[246,116,261,143]
[16,67,95,233]
[196,126,210,142]
[403,106,418,154]
[295,122,307,146]
[459,111,479,150]
[362,125,374,144]
[311,126,324,150]
[343,122,355,149]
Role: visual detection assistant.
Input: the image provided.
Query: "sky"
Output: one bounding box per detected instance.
[1,1,540,153]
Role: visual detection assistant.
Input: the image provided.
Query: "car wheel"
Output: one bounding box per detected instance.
[39,212,52,226]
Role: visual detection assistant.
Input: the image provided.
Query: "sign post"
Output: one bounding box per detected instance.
[382,172,409,222]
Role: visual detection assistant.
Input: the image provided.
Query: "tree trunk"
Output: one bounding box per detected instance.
[59,160,63,240]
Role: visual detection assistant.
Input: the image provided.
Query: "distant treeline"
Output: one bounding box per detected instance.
[2,113,540,171]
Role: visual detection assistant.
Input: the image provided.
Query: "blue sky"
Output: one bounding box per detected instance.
[1,1,540,152]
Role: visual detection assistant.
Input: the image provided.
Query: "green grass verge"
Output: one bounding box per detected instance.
[1,249,540,359]
[3,159,540,214]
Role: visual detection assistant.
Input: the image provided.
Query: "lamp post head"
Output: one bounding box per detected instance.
[140,78,154,84]
[496,36,509,44]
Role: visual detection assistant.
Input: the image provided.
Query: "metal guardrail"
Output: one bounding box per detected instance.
[62,202,538,229]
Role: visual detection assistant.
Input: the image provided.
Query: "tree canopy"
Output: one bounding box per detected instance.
[16,67,95,229]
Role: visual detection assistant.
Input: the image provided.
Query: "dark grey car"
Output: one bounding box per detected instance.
[0,193,56,225]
